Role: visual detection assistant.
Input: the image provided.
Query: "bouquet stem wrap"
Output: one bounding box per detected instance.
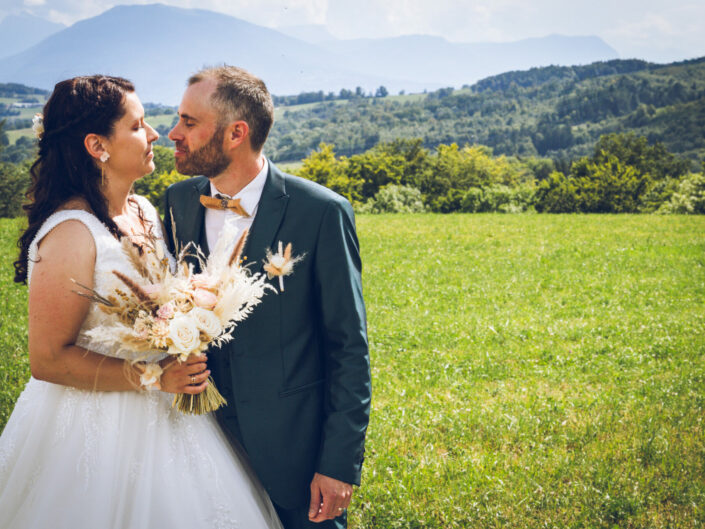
[173,378,227,414]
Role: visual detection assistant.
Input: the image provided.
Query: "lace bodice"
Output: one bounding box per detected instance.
[26,195,169,359]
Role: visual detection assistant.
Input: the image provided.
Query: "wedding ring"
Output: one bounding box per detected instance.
[190,375,196,384]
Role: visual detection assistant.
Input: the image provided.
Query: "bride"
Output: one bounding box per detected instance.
[0,75,282,529]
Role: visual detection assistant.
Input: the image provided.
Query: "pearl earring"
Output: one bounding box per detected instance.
[99,152,110,163]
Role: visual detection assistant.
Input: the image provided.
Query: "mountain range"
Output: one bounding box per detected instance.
[0,13,65,61]
[0,4,619,104]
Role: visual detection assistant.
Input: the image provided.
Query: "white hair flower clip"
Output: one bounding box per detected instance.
[32,113,44,139]
[263,241,304,292]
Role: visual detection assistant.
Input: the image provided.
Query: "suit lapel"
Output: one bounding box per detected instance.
[242,162,289,272]
[171,176,209,268]
[179,177,208,244]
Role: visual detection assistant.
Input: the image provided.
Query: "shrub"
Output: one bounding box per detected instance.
[358,185,426,213]
[0,161,30,218]
[460,185,535,213]
[534,171,580,213]
[297,143,363,203]
[657,172,705,214]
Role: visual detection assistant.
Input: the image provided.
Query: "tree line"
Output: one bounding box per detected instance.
[1,131,703,218]
[292,133,704,214]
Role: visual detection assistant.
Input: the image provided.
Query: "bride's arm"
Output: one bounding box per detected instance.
[27,219,209,393]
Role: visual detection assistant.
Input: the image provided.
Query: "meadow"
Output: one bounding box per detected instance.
[1,214,704,528]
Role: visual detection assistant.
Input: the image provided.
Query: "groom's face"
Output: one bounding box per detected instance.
[169,80,230,177]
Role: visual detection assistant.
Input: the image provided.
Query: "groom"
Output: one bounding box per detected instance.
[163,66,371,529]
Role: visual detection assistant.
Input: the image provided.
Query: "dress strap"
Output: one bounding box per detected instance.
[27,210,108,287]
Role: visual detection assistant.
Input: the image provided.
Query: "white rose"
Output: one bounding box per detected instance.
[167,314,201,356]
[189,307,223,339]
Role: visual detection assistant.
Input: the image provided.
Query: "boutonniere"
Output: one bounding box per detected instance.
[263,241,304,292]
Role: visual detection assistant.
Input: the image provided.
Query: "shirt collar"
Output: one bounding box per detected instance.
[209,158,269,216]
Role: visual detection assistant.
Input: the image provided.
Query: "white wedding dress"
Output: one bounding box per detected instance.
[0,198,282,529]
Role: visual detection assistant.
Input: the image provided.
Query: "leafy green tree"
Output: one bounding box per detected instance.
[133,169,189,214]
[297,143,340,186]
[418,144,532,211]
[534,171,580,213]
[561,133,690,212]
[589,133,689,180]
[375,86,388,98]
[0,160,30,217]
[347,148,404,199]
[524,157,556,181]
[0,136,37,164]
[0,119,8,148]
[152,145,176,176]
[374,138,431,189]
[571,154,650,212]
[297,143,362,203]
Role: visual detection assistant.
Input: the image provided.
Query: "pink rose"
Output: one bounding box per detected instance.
[156,302,175,320]
[192,288,218,310]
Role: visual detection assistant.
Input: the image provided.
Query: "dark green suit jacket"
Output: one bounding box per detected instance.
[163,162,371,509]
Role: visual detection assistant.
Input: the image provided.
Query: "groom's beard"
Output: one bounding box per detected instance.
[174,125,230,178]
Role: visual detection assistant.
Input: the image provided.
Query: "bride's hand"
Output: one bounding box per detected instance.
[158,354,210,394]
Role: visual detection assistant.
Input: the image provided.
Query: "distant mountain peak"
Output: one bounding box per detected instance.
[0,4,621,104]
[0,12,65,60]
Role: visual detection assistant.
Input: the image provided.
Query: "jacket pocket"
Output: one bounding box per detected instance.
[278,378,324,398]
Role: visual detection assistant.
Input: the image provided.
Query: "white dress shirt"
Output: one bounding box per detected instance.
[204,158,268,252]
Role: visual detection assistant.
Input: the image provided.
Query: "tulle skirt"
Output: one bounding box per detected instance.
[0,377,282,529]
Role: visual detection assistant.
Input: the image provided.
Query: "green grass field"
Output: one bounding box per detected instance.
[145,112,178,129]
[1,214,704,528]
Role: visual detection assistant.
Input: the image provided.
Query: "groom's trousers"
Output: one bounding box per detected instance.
[218,417,347,529]
[274,503,346,529]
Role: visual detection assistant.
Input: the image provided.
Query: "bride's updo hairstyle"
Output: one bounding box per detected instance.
[14,75,135,284]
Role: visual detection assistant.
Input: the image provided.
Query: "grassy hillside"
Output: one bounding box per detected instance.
[265,58,705,166]
[1,214,704,527]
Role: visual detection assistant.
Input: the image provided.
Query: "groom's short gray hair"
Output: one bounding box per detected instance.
[188,65,274,152]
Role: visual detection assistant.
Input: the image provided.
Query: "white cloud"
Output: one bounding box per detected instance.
[603,4,705,61]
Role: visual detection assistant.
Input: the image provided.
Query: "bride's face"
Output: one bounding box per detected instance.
[103,92,159,181]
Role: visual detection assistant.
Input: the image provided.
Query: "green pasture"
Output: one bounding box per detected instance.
[145,112,178,129]
[6,127,32,144]
[1,214,704,528]
[274,98,348,120]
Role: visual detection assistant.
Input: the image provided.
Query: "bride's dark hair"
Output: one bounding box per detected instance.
[13,75,136,284]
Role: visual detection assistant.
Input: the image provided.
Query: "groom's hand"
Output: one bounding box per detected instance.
[308,472,353,522]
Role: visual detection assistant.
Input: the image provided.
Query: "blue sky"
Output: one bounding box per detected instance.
[2,0,704,62]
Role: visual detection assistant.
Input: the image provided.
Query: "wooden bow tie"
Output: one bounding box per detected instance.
[200,194,250,217]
